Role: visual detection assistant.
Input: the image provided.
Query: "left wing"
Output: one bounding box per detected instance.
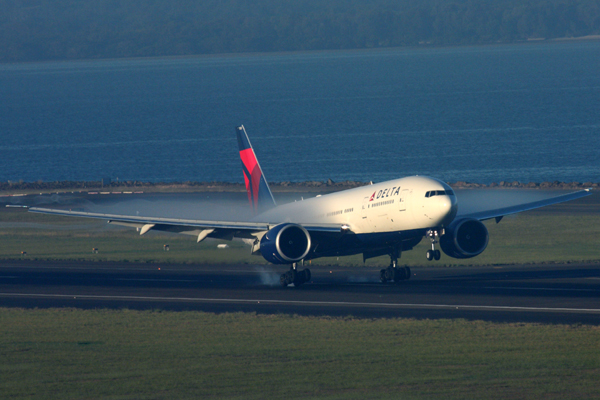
[458,188,592,222]
[28,207,347,242]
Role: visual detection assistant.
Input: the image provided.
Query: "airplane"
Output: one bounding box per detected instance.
[30,125,592,287]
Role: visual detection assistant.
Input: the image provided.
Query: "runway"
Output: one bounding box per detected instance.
[1,260,599,324]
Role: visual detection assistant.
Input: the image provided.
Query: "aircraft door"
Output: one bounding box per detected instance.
[399,189,410,211]
[361,196,370,219]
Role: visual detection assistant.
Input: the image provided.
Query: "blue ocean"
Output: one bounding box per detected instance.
[0,41,599,185]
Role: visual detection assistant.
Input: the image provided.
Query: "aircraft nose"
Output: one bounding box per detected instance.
[419,191,459,226]
[438,195,458,225]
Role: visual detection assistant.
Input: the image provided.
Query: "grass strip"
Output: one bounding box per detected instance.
[1,308,599,400]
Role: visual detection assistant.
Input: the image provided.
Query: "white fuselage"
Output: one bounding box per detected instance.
[256,176,458,234]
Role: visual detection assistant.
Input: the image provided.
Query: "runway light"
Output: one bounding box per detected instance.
[158,268,161,270]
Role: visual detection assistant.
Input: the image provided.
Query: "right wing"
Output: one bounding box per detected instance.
[457,188,592,222]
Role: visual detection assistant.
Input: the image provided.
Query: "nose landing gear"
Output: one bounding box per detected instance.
[426,229,441,261]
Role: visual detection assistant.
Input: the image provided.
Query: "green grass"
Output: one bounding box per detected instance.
[1,209,599,267]
[1,309,599,399]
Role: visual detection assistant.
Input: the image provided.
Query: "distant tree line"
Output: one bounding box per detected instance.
[1,0,599,62]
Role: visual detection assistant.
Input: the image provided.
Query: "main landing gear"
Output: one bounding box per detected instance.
[426,229,441,261]
[280,262,311,287]
[380,249,411,284]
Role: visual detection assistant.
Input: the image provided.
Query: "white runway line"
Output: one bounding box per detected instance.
[483,286,598,292]
[1,292,599,314]
[116,278,200,283]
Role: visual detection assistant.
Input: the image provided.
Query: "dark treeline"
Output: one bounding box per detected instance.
[1,0,600,62]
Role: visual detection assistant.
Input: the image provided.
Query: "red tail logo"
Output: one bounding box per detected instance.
[239,148,262,212]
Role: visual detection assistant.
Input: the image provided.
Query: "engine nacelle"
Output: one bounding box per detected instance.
[440,218,489,259]
[260,223,311,264]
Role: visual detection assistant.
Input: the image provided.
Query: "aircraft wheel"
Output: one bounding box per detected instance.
[380,269,388,283]
[426,250,434,261]
[280,274,288,287]
[405,266,411,280]
[434,250,441,261]
[394,267,406,282]
[303,268,311,282]
[385,267,395,281]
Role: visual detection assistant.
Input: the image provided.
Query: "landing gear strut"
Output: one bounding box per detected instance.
[426,229,441,261]
[380,248,411,284]
[280,262,311,287]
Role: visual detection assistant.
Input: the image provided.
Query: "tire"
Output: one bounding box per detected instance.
[385,267,395,281]
[289,269,303,286]
[434,250,441,261]
[394,267,406,282]
[405,266,411,280]
[294,270,309,287]
[303,269,311,282]
[426,250,434,261]
[380,269,387,283]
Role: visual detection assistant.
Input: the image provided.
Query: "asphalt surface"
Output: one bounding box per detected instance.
[1,260,599,325]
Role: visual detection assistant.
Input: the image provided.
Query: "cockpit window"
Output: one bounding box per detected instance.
[425,190,455,198]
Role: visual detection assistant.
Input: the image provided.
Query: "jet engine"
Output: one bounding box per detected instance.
[260,223,311,264]
[440,218,489,259]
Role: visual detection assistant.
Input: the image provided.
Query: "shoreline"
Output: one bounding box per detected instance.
[0,179,597,196]
[3,35,600,66]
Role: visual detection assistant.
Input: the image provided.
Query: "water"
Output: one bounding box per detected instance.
[1,41,599,184]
